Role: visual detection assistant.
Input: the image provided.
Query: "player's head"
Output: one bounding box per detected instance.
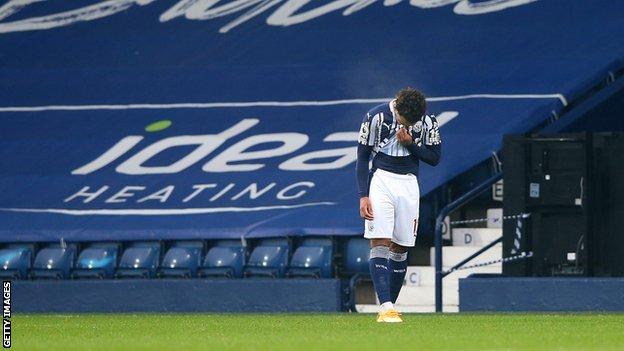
[394,87,426,126]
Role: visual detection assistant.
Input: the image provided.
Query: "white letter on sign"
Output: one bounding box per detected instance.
[280,132,357,171]
[116,119,258,175]
[203,133,308,172]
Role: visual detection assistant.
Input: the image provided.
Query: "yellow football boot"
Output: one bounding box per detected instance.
[376,308,403,323]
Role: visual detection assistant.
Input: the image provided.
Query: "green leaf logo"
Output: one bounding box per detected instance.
[145,120,172,132]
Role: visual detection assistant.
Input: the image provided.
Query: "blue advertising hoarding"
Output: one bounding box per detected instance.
[0,0,623,241]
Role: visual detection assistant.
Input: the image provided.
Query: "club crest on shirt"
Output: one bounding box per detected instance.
[413,120,423,133]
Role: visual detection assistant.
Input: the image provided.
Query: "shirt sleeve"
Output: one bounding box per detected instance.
[356,113,379,197]
[356,144,373,198]
[358,112,382,147]
[423,115,442,147]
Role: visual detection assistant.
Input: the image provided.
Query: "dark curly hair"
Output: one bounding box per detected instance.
[395,87,426,124]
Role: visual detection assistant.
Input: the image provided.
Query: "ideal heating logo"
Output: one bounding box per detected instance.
[62,118,357,208]
[71,118,356,175]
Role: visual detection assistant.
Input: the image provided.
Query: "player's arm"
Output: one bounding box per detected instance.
[405,139,441,166]
[401,115,442,166]
[356,144,373,198]
[356,145,374,220]
[356,113,380,220]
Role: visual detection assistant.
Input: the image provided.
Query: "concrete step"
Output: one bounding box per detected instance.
[396,285,458,305]
[430,245,502,267]
[406,265,502,288]
[359,264,501,314]
[452,228,502,246]
[356,304,458,313]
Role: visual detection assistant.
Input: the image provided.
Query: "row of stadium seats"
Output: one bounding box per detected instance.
[0,237,371,280]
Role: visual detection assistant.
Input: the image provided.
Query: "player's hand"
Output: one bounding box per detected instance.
[359,197,373,220]
[397,127,413,146]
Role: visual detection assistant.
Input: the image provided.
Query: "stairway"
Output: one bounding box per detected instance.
[357,209,503,313]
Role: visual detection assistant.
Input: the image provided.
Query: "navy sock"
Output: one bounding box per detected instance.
[369,246,391,304]
[389,251,408,304]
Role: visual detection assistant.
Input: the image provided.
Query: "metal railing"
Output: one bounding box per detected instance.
[434,172,503,312]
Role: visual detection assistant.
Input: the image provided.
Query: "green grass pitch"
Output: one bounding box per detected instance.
[14,313,624,351]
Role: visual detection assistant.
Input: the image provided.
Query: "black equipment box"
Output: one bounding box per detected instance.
[502,133,624,277]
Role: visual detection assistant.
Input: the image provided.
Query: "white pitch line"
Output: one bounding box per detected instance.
[0,93,567,112]
[0,201,337,216]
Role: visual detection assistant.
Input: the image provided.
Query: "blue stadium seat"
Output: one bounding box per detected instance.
[71,244,118,279]
[115,243,160,279]
[30,246,76,279]
[158,247,202,278]
[287,238,333,278]
[0,246,32,280]
[343,237,370,275]
[199,240,245,278]
[244,238,289,278]
[343,237,371,311]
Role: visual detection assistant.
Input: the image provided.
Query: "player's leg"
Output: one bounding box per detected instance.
[363,173,401,322]
[388,242,409,304]
[390,174,420,305]
[368,239,402,322]
[369,238,392,309]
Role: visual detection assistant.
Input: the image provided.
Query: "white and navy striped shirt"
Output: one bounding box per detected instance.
[356,100,442,197]
[358,100,441,154]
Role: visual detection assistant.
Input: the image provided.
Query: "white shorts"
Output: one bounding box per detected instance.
[364,168,420,247]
